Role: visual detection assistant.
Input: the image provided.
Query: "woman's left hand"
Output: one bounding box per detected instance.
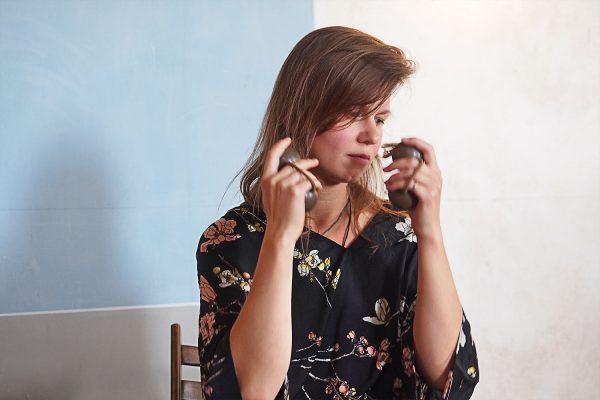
[383,137,443,241]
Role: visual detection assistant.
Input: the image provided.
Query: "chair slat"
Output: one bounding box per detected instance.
[172,323,202,400]
[171,324,182,400]
[182,344,200,366]
[182,380,203,400]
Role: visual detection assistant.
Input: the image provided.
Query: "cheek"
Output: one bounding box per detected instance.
[312,135,346,158]
[325,131,353,152]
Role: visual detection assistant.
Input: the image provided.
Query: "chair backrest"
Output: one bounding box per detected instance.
[171,323,202,400]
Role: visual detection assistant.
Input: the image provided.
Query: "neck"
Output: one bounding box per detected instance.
[306,183,350,232]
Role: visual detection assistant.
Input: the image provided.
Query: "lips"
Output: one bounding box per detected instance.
[349,154,371,161]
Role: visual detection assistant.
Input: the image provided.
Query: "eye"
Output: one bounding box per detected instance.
[375,116,386,126]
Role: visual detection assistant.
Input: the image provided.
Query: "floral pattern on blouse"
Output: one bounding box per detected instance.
[395,217,417,243]
[197,203,479,399]
[199,218,241,253]
[293,248,341,307]
[362,298,400,327]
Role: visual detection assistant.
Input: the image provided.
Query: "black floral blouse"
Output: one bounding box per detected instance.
[197,202,479,399]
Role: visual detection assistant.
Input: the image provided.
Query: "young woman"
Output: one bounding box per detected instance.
[197,26,479,399]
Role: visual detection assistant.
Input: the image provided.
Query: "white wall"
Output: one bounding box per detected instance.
[2,1,598,399]
[0,304,198,400]
[314,0,600,398]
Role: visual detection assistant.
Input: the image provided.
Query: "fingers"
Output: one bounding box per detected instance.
[291,159,323,191]
[385,173,417,193]
[385,162,426,192]
[384,138,444,213]
[290,158,321,172]
[382,157,420,172]
[262,137,323,190]
[278,173,317,194]
[400,137,439,169]
[383,156,421,192]
[270,159,323,191]
[260,138,324,212]
[273,159,323,192]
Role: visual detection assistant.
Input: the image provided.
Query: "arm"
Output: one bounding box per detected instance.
[230,137,323,399]
[229,230,295,399]
[413,230,463,390]
[393,224,479,399]
[384,137,469,391]
[197,217,298,399]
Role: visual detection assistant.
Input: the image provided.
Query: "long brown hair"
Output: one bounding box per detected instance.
[234,26,417,245]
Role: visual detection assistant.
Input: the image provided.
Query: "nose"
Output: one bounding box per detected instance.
[357,117,380,145]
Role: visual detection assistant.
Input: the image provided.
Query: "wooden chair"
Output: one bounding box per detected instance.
[171,323,202,400]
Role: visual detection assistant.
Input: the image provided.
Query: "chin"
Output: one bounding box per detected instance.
[344,174,363,183]
[327,166,365,184]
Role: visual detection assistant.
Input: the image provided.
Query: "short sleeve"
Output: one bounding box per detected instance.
[394,241,479,400]
[197,216,249,399]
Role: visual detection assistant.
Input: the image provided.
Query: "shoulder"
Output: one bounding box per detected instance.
[197,202,267,256]
[369,201,418,245]
[216,203,266,231]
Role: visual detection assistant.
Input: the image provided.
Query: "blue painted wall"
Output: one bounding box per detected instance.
[0,0,313,314]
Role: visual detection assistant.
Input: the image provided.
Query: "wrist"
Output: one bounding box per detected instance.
[414,225,444,245]
[264,227,297,250]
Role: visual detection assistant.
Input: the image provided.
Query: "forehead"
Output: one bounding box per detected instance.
[375,98,391,113]
[356,98,391,115]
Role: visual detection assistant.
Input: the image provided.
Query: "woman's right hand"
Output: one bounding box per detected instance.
[260,137,323,243]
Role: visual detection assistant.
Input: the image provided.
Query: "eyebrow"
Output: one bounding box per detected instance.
[376,109,392,116]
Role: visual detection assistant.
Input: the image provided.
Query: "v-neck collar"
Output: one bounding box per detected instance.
[237,202,401,251]
[303,209,384,250]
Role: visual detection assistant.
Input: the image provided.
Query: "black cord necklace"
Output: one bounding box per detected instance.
[304,197,352,249]
[321,198,350,236]
[341,198,352,248]
[314,197,352,248]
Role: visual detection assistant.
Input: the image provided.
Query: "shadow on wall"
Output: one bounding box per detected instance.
[0,129,162,399]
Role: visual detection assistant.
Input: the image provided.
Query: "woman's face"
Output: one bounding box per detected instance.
[309,99,391,186]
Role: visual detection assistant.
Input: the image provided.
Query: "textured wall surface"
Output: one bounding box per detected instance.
[0,1,312,398]
[1,0,598,398]
[0,0,312,314]
[314,0,600,398]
